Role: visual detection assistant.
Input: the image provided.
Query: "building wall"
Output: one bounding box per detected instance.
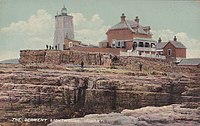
[132,33,152,39]
[125,41,134,50]
[163,42,176,59]
[106,28,152,49]
[107,29,133,47]
[175,48,186,58]
[64,39,81,49]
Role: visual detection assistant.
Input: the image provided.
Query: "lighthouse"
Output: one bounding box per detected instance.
[53,5,74,50]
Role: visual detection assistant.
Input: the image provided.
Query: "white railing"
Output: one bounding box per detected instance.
[120,51,166,59]
[135,47,156,52]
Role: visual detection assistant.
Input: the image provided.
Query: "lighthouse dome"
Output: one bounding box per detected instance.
[61,5,67,15]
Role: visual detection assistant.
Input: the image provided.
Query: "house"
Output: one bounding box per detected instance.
[100,13,152,50]
[63,38,81,50]
[157,36,186,61]
[178,58,200,67]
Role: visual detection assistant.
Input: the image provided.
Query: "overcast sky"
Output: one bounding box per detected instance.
[0,0,199,60]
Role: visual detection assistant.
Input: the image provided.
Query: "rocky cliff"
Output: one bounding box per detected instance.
[0,62,199,126]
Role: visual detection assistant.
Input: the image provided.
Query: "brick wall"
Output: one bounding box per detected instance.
[125,41,134,50]
[107,29,133,47]
[175,48,186,58]
[132,34,152,39]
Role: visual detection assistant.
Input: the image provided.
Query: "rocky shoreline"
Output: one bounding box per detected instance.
[48,103,200,126]
[0,63,199,126]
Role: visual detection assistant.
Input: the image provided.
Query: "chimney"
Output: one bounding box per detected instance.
[121,13,126,22]
[173,36,177,41]
[158,37,162,43]
[135,16,139,24]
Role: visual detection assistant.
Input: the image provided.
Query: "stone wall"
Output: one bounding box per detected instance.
[19,50,46,64]
[19,50,110,65]
[19,50,199,74]
[71,46,125,55]
[112,56,199,73]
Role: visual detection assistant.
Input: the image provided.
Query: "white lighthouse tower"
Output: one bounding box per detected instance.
[53,5,74,50]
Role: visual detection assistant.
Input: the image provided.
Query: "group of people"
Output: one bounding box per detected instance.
[46,45,58,50]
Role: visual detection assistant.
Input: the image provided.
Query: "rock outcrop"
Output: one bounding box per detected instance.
[48,104,200,126]
[0,62,199,125]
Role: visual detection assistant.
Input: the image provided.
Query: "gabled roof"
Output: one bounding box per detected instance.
[178,58,200,66]
[156,41,186,49]
[109,20,136,30]
[107,20,150,35]
[169,41,186,49]
[156,42,168,49]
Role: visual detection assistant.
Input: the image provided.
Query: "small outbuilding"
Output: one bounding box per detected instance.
[157,36,186,61]
[178,58,200,67]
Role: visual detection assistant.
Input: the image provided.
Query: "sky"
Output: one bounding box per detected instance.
[0,0,199,60]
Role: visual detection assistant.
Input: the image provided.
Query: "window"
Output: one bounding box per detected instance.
[145,42,149,47]
[118,42,120,47]
[112,41,116,47]
[120,41,125,48]
[133,42,137,50]
[69,42,73,47]
[134,42,137,47]
[151,43,156,48]
[112,43,115,47]
[168,49,172,56]
[139,42,144,47]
